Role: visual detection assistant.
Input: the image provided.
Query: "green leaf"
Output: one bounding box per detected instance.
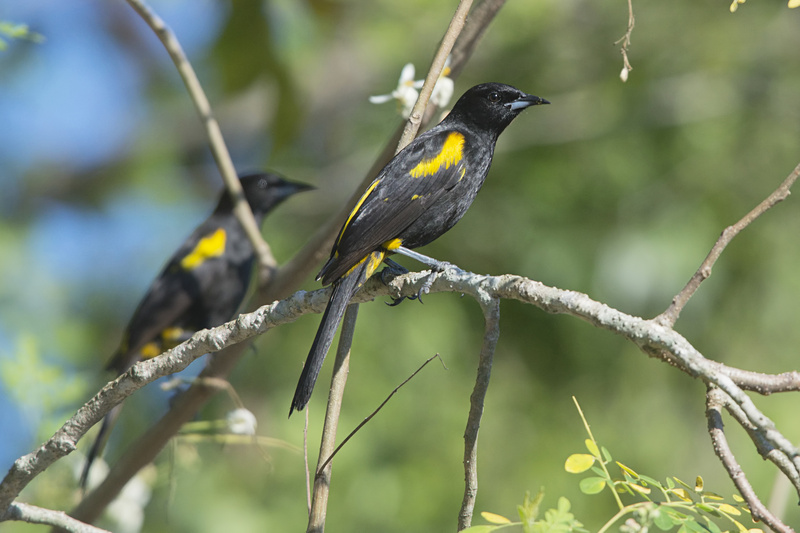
[584,439,600,458]
[695,476,704,492]
[579,476,606,495]
[601,446,613,463]
[518,489,545,524]
[565,454,595,474]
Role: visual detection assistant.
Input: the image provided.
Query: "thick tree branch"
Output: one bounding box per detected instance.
[5,266,799,524]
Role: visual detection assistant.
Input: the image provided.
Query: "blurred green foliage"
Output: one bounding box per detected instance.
[2,0,800,531]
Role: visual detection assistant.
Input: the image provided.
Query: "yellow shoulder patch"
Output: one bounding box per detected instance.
[409,132,464,178]
[180,228,227,270]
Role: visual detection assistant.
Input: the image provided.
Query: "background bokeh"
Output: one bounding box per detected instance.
[1,1,799,531]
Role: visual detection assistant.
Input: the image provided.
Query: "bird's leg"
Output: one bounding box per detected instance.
[380,258,417,306]
[394,246,463,302]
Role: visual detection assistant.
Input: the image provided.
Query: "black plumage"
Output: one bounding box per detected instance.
[290,83,548,415]
[82,172,311,487]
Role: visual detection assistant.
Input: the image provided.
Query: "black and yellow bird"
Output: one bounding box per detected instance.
[290,82,548,415]
[81,172,312,487]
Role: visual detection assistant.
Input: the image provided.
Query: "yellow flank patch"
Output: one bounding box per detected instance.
[343,249,386,281]
[409,131,464,178]
[180,228,227,270]
[365,250,386,279]
[339,179,381,246]
[140,342,162,360]
[382,238,402,251]
[411,194,420,200]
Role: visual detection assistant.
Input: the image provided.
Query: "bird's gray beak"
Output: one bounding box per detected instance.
[506,94,550,111]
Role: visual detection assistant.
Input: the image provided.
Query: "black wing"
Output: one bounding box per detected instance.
[320,128,467,284]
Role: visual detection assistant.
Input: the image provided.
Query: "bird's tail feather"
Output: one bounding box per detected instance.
[80,403,123,490]
[290,260,371,416]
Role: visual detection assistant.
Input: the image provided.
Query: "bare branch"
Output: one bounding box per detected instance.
[123,0,277,277]
[307,304,358,532]
[3,502,108,533]
[5,265,800,521]
[459,297,500,530]
[614,0,635,81]
[706,389,793,533]
[658,162,800,327]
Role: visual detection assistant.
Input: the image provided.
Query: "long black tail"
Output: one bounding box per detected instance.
[290,264,367,416]
[79,403,123,489]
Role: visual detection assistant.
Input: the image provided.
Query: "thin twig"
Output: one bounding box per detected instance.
[706,389,793,533]
[657,162,800,327]
[459,297,500,530]
[123,0,277,278]
[317,354,444,473]
[307,304,358,532]
[614,0,634,81]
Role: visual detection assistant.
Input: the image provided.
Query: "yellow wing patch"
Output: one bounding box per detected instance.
[180,228,227,270]
[409,132,465,178]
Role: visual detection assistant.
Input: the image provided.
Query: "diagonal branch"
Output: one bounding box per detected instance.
[706,388,793,533]
[123,0,277,276]
[657,162,800,327]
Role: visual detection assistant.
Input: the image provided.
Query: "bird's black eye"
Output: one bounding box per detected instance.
[488,91,501,103]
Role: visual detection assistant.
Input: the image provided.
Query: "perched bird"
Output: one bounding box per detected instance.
[81,172,312,488]
[290,82,548,415]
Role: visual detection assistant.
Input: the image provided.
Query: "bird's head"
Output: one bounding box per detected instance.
[448,82,549,135]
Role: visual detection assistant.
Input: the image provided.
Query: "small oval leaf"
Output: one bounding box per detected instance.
[565,454,595,473]
[585,439,600,458]
[579,476,607,495]
[629,483,651,495]
[718,503,742,516]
